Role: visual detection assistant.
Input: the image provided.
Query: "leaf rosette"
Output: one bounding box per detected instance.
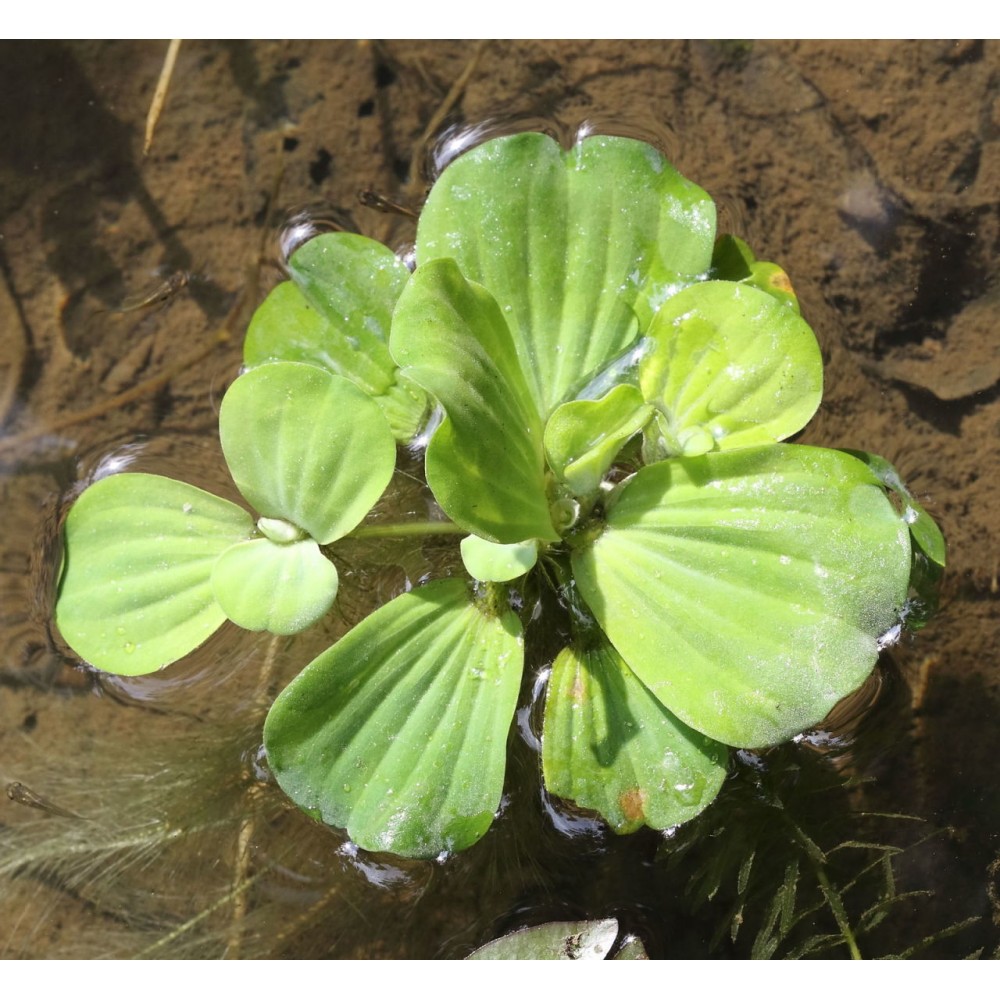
[55,130,939,859]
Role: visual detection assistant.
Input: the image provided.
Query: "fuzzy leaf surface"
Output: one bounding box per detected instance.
[211,537,338,634]
[572,445,911,747]
[417,132,716,416]
[391,258,557,543]
[460,535,539,582]
[55,474,253,675]
[244,232,425,439]
[544,384,652,497]
[639,281,822,456]
[543,640,728,832]
[220,362,395,545]
[263,579,524,858]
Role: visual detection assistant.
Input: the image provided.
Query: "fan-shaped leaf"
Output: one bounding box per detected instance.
[244,232,426,440]
[211,537,338,634]
[543,640,728,833]
[544,384,652,497]
[219,362,395,545]
[55,474,254,675]
[572,446,911,747]
[417,132,717,416]
[639,281,822,457]
[391,258,557,543]
[263,579,524,857]
[460,535,538,582]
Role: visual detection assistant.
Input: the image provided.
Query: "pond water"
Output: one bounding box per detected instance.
[1,40,998,958]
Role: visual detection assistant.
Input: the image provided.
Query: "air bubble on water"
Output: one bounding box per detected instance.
[276,205,356,268]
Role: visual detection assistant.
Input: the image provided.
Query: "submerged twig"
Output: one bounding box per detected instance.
[406,41,489,190]
[144,40,183,157]
[225,635,281,959]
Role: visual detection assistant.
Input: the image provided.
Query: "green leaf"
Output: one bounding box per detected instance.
[712,235,801,313]
[289,232,409,346]
[571,445,911,747]
[467,919,620,960]
[543,640,728,833]
[55,474,254,676]
[219,362,396,545]
[263,579,524,858]
[639,281,822,457]
[844,450,946,569]
[211,537,338,634]
[460,535,538,582]
[391,258,558,543]
[417,132,716,416]
[244,232,426,440]
[842,450,945,630]
[544,384,652,497]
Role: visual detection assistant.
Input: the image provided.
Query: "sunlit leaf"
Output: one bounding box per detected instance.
[263,579,524,858]
[219,362,396,545]
[712,234,801,314]
[544,384,652,497]
[55,474,253,676]
[467,919,620,960]
[460,535,538,582]
[244,232,426,440]
[639,281,822,457]
[543,640,728,832]
[417,132,716,416]
[211,537,338,634]
[843,450,946,569]
[391,258,557,543]
[572,445,911,747]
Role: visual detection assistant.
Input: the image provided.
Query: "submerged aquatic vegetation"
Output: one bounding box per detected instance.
[54,131,944,859]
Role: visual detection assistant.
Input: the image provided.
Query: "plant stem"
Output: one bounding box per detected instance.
[350,520,465,540]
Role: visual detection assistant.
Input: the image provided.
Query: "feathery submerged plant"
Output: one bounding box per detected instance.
[54,131,944,859]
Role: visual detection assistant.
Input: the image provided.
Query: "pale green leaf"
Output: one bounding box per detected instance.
[55,474,253,676]
[417,132,716,416]
[390,258,557,543]
[244,231,427,440]
[543,640,728,833]
[711,234,801,313]
[263,579,524,858]
[639,281,822,457]
[467,919,620,960]
[219,362,395,545]
[844,450,946,569]
[460,535,538,582]
[211,537,338,634]
[544,384,652,497]
[571,445,911,747]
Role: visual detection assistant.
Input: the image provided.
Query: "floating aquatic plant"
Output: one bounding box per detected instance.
[54,131,944,858]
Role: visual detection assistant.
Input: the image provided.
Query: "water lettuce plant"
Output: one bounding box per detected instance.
[55,131,944,858]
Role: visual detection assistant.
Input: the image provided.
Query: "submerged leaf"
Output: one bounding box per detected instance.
[467,919,620,960]
[55,474,254,675]
[219,362,396,545]
[639,281,822,457]
[572,445,911,747]
[543,640,728,833]
[211,537,338,634]
[263,579,524,858]
[417,132,716,416]
[391,258,557,543]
